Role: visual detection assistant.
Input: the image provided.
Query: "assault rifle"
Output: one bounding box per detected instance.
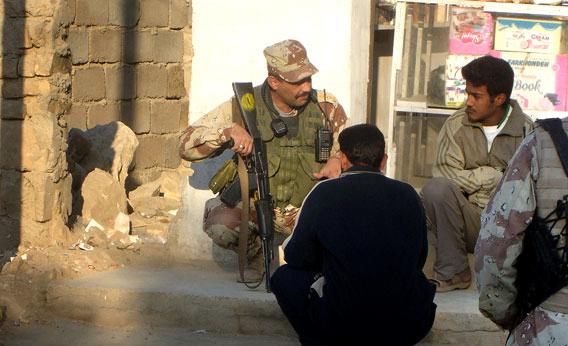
[232,82,274,292]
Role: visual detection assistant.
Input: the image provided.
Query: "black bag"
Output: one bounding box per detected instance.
[515,197,568,318]
[513,118,568,329]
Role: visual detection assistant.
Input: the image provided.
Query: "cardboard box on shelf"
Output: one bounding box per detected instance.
[494,17,564,54]
[532,1,561,4]
[445,79,468,108]
[449,7,494,55]
[444,55,481,108]
[491,51,568,111]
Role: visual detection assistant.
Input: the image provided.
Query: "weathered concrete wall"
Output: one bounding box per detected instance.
[188,0,372,125]
[67,0,192,189]
[0,0,74,250]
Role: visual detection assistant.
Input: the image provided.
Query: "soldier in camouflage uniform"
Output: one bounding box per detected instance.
[475,117,568,345]
[179,39,348,281]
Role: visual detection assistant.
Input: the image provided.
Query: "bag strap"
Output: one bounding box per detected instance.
[535,117,568,304]
[537,118,568,177]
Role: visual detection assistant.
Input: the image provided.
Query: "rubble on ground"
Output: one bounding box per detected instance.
[0,121,188,327]
[64,121,186,252]
[68,121,139,187]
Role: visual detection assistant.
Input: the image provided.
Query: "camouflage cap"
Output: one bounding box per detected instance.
[263,39,318,83]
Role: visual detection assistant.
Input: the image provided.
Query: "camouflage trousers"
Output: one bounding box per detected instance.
[203,195,299,261]
[509,306,568,346]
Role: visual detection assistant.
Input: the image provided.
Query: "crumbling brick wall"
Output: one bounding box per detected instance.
[0,0,75,250]
[67,0,191,190]
[0,0,192,253]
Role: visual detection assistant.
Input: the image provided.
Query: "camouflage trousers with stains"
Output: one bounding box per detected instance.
[509,307,568,346]
[203,195,299,262]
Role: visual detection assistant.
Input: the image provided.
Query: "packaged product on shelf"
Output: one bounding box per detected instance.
[491,51,568,111]
[449,7,493,55]
[444,55,481,108]
[494,17,565,54]
[532,1,561,4]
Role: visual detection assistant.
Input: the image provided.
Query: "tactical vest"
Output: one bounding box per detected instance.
[253,85,325,208]
[535,119,568,313]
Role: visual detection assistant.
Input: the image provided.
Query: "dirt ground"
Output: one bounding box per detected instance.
[0,242,168,330]
[0,319,301,346]
[0,243,300,346]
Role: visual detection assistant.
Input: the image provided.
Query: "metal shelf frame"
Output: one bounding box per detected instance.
[397,0,568,17]
[386,0,568,179]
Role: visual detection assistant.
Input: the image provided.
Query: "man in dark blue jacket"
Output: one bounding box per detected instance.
[270,124,436,345]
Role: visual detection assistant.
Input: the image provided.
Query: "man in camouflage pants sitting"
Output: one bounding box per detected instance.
[179,39,348,281]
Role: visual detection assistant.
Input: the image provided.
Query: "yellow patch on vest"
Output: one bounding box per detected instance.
[241,93,255,111]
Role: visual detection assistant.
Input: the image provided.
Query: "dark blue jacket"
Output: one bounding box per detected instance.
[284,165,436,339]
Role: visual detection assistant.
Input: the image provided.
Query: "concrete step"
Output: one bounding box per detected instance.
[45,263,507,345]
[46,263,291,336]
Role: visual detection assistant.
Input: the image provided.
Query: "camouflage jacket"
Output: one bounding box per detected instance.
[475,118,568,345]
[432,100,532,208]
[475,129,538,329]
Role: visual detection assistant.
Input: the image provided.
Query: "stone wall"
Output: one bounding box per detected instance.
[0,0,192,253]
[67,0,192,189]
[0,0,74,250]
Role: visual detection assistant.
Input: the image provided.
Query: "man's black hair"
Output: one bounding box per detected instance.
[339,124,385,168]
[461,55,514,109]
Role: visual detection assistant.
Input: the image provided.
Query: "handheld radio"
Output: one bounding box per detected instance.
[314,89,333,163]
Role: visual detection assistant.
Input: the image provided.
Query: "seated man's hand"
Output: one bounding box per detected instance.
[228,123,253,155]
[482,166,504,191]
[313,156,341,179]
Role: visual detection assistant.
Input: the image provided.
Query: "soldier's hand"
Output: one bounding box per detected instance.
[313,156,341,179]
[228,123,253,156]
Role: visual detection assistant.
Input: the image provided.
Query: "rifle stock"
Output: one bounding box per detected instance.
[232,82,275,292]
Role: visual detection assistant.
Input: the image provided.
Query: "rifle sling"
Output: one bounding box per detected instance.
[232,98,250,283]
[237,155,249,283]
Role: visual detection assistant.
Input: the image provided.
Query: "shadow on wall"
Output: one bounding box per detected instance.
[0,0,25,267]
[66,123,119,225]
[119,0,137,170]
[66,1,137,225]
[188,149,238,269]
[189,149,234,191]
